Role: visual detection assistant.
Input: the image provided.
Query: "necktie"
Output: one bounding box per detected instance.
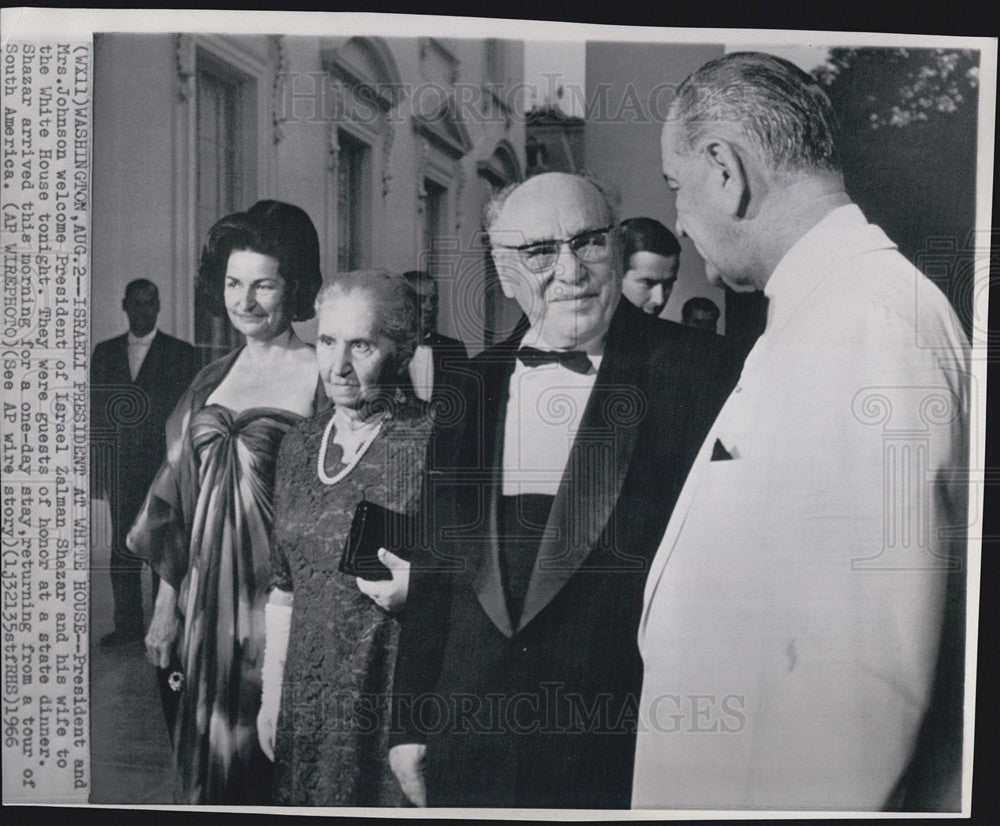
[517,346,592,375]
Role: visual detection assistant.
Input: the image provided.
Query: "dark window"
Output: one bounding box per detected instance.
[422,178,447,267]
[337,130,369,272]
[194,61,248,366]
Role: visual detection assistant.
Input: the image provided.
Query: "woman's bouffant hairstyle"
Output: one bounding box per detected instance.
[315,270,421,381]
[195,200,323,322]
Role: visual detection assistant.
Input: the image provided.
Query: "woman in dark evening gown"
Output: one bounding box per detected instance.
[128,201,323,804]
[256,270,433,806]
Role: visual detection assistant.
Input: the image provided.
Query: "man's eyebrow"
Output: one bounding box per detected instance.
[508,231,563,248]
[492,230,548,246]
[515,227,606,248]
[517,235,555,247]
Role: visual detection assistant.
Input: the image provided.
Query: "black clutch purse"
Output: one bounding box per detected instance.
[339,500,416,581]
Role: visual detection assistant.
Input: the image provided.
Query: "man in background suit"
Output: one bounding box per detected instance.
[619,216,681,317]
[403,269,468,409]
[389,173,732,808]
[634,53,969,810]
[681,296,721,333]
[91,279,196,648]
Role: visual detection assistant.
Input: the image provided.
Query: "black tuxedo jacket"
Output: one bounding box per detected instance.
[417,330,468,417]
[91,331,196,512]
[424,330,468,376]
[391,299,735,808]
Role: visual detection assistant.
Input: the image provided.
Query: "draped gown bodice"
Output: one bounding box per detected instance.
[173,404,303,804]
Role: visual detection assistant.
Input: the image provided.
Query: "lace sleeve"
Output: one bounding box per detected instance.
[269,426,300,592]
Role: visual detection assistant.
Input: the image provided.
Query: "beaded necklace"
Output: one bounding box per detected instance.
[316,406,387,486]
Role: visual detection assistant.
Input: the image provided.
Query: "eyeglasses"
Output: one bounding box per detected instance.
[495,226,616,273]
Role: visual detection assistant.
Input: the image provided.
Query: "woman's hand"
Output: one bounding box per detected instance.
[356,548,410,612]
[145,582,180,669]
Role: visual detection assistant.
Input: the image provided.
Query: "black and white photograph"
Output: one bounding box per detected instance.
[0,8,994,817]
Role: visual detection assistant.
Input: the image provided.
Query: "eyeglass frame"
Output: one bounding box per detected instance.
[492,225,618,273]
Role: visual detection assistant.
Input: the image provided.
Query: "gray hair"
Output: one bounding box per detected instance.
[314,269,420,378]
[669,52,840,174]
[482,171,621,240]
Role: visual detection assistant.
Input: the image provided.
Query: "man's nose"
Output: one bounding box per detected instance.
[650,284,665,306]
[553,241,584,283]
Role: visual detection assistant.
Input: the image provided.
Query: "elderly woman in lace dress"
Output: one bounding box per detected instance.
[256,270,433,806]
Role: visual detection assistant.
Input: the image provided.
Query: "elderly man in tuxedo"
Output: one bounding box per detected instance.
[91,279,196,648]
[633,53,970,810]
[388,172,733,808]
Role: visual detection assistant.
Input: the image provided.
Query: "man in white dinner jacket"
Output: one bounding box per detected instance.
[633,52,970,811]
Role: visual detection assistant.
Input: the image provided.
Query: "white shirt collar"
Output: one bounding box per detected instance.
[763,204,872,336]
[128,328,157,347]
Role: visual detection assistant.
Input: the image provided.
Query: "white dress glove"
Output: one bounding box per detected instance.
[389,742,428,806]
[257,596,293,761]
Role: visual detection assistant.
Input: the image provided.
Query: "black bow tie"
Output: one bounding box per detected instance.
[517,346,593,375]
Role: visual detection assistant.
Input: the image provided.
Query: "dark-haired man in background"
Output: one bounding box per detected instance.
[681,296,721,333]
[403,269,468,409]
[619,216,680,317]
[91,279,195,648]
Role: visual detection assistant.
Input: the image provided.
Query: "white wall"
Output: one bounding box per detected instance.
[92,35,179,345]
[585,41,727,330]
[93,34,526,356]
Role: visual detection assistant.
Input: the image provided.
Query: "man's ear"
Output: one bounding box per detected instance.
[705,140,750,219]
[610,227,625,284]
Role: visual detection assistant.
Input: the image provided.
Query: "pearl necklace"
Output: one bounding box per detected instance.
[317,408,386,486]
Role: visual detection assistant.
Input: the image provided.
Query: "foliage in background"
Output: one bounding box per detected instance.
[813,48,981,338]
[815,48,979,130]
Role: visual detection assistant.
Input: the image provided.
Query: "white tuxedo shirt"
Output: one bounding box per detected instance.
[632,205,970,810]
[127,328,157,380]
